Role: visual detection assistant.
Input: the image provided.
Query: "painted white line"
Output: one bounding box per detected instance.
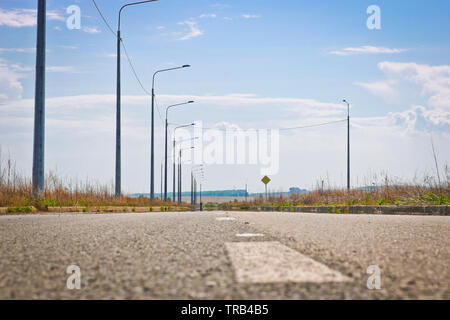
[216,217,236,221]
[225,241,350,284]
[236,233,265,238]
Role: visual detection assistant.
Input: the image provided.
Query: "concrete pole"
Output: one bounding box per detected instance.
[190,172,193,205]
[172,139,175,202]
[164,118,168,201]
[32,0,46,199]
[115,28,121,198]
[150,89,155,203]
[178,150,182,204]
[346,102,350,191]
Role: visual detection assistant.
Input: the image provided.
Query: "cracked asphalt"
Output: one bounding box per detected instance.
[0,211,448,299]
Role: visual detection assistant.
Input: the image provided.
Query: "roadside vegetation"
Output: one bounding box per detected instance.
[1,149,449,212]
[0,150,179,211]
[220,172,450,210]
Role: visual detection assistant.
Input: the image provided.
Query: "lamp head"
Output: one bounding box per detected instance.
[188,100,194,104]
[183,65,191,68]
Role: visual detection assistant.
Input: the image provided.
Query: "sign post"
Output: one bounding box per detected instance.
[261,176,271,201]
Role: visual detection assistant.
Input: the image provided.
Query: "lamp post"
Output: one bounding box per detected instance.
[164,101,194,201]
[150,65,190,203]
[191,165,203,206]
[173,123,194,202]
[116,0,158,199]
[32,0,46,199]
[177,147,194,204]
[343,99,350,191]
[173,137,198,202]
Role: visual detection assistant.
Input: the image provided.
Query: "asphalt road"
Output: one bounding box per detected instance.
[0,211,448,299]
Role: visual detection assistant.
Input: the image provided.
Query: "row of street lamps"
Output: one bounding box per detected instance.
[31,0,347,200]
[115,0,201,203]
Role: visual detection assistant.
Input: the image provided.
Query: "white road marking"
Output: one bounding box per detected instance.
[216,217,236,221]
[236,233,265,238]
[225,241,350,284]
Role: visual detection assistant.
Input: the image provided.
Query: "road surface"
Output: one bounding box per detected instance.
[0,211,448,299]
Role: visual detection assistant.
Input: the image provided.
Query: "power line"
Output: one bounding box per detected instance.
[91,0,116,37]
[279,119,347,131]
[120,39,151,95]
[153,95,166,125]
[171,119,347,132]
[91,0,153,96]
[91,0,347,134]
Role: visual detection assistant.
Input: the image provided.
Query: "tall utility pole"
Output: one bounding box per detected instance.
[191,171,194,204]
[178,149,182,204]
[199,183,202,209]
[33,0,46,199]
[193,178,196,205]
[343,99,350,191]
[116,0,158,199]
[173,139,176,202]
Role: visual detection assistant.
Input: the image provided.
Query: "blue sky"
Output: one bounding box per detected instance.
[1,0,449,193]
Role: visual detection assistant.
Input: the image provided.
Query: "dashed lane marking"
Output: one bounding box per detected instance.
[225,241,350,284]
[216,217,236,221]
[236,233,265,238]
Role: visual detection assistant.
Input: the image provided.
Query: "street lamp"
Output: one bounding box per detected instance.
[150,65,191,203]
[178,146,195,204]
[191,165,204,205]
[115,0,158,199]
[173,123,194,203]
[173,136,198,202]
[164,101,194,201]
[343,99,350,191]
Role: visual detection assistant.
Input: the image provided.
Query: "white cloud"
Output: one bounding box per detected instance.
[82,26,101,34]
[58,45,78,50]
[0,8,64,27]
[46,66,77,73]
[211,3,230,9]
[355,80,397,98]
[330,46,407,56]
[0,47,35,53]
[242,14,261,19]
[199,13,217,19]
[1,90,449,192]
[357,61,450,127]
[0,58,27,101]
[46,10,65,22]
[178,20,204,40]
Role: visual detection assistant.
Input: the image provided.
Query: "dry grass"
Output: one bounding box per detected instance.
[0,150,171,208]
[235,184,450,208]
[227,169,450,208]
[1,148,449,209]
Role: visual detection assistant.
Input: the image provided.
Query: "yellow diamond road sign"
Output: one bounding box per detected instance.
[261,176,271,185]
